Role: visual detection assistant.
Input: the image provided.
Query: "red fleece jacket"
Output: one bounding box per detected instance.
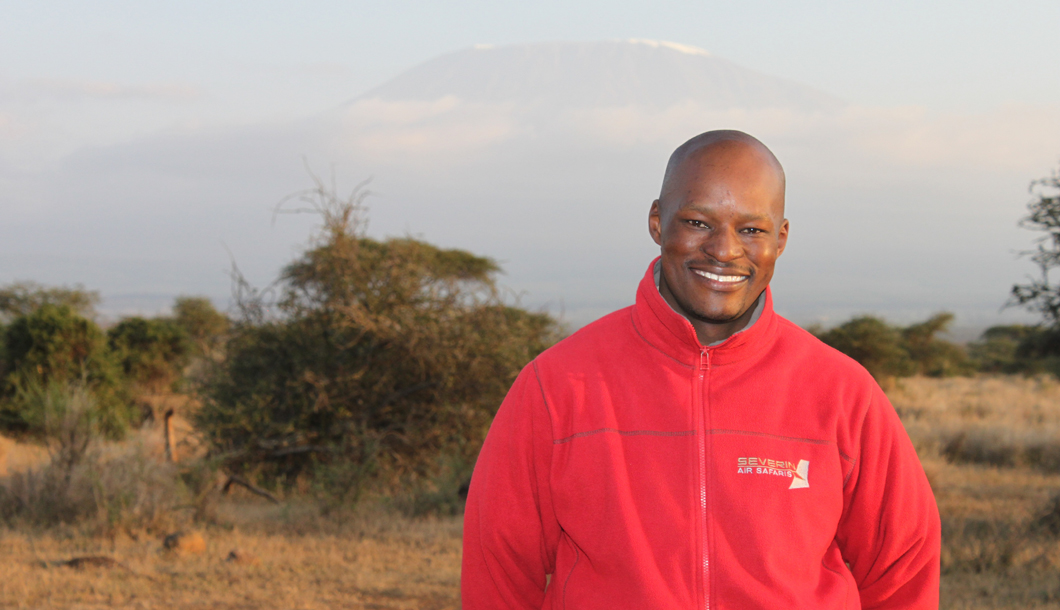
[462,260,940,609]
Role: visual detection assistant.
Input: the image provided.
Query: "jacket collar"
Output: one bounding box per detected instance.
[632,257,779,367]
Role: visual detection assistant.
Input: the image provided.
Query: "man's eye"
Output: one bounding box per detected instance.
[742,227,764,234]
[687,220,709,229]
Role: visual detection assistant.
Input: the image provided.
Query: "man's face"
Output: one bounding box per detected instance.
[648,144,788,336]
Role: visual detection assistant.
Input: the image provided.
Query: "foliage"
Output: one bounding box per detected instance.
[901,313,974,377]
[0,380,166,531]
[815,312,971,379]
[815,316,914,379]
[107,316,191,392]
[390,454,474,518]
[13,380,99,482]
[0,281,99,322]
[173,296,229,358]
[0,304,129,438]
[968,325,1047,374]
[1011,165,1060,327]
[196,174,560,492]
[0,438,182,534]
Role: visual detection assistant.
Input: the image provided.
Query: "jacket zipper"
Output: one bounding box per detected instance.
[698,347,711,610]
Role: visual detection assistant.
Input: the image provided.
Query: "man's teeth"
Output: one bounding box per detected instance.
[693,269,746,283]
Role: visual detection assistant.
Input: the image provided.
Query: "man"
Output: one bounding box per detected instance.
[462,130,940,609]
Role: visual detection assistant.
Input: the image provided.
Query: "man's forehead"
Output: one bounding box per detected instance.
[661,150,783,211]
[680,200,775,219]
[673,139,780,181]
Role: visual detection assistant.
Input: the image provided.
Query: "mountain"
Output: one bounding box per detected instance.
[354,40,844,112]
[4,40,1042,333]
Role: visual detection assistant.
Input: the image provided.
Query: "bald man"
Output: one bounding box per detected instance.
[463,131,940,609]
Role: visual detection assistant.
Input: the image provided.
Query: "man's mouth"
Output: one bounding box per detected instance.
[692,269,749,284]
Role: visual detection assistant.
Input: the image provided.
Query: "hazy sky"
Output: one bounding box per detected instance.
[3,1,1060,333]
[5,0,1059,156]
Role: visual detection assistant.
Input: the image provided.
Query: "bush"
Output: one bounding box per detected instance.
[389,455,474,518]
[0,381,182,533]
[108,316,191,392]
[816,316,914,379]
[196,175,560,495]
[0,305,130,438]
[901,313,974,377]
[173,296,229,359]
[0,281,99,322]
[815,312,971,379]
[0,441,183,533]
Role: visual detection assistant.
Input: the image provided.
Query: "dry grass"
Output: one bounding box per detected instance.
[4,375,1060,608]
[0,433,50,478]
[890,375,1060,608]
[0,504,461,609]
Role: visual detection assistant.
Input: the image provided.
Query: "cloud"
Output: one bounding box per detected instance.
[325,95,1060,178]
[329,96,526,161]
[835,103,1060,172]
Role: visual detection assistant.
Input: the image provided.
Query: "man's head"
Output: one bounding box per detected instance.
[648,130,788,344]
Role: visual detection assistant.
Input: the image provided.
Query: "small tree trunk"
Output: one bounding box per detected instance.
[163,409,177,463]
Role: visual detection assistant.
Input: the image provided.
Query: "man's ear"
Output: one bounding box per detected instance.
[777,218,790,257]
[649,200,663,246]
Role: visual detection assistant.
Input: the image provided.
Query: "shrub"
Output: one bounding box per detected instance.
[107,316,190,392]
[196,175,560,494]
[816,316,914,379]
[173,296,229,359]
[0,305,130,438]
[0,381,182,533]
[0,281,99,322]
[968,325,1038,372]
[0,441,183,533]
[901,313,974,377]
[390,454,474,518]
[816,312,971,379]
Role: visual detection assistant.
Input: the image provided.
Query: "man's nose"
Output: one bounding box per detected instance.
[703,227,742,262]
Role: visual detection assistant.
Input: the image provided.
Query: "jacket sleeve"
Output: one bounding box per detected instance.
[462,363,561,609]
[836,382,941,609]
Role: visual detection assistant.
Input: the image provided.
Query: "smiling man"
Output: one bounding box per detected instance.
[463,130,940,609]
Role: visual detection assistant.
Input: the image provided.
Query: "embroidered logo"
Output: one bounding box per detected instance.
[736,457,809,489]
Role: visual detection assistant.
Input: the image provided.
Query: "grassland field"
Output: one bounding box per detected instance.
[2,374,1060,609]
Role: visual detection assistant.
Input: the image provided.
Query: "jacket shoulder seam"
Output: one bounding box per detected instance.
[531,360,556,443]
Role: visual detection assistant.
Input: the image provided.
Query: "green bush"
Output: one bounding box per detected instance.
[107,316,190,392]
[172,296,229,358]
[816,312,971,379]
[196,176,560,494]
[968,325,1044,373]
[0,281,99,322]
[0,304,130,438]
[816,316,914,379]
[901,313,975,377]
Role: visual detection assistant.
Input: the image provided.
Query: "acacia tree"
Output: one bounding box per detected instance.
[197,174,560,492]
[1012,165,1060,326]
[0,282,99,322]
